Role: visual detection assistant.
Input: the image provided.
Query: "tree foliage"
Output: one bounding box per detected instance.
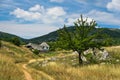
[57,15,110,64]
[11,37,21,46]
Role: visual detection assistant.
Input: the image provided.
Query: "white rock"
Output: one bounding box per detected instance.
[116,59,119,62]
[81,56,87,62]
[50,57,57,61]
[100,50,109,60]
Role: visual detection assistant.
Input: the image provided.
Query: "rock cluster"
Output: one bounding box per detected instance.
[78,48,109,62]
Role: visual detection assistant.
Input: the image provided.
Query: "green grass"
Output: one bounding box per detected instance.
[38,50,73,58]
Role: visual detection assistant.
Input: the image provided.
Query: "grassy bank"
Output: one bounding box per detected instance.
[0,54,25,80]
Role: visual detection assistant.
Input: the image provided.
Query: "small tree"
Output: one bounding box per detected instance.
[11,37,21,46]
[57,15,109,64]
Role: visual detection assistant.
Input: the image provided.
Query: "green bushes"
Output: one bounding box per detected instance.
[33,49,39,55]
[11,37,21,46]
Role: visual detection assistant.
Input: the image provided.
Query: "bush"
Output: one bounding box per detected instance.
[11,37,21,46]
[33,49,39,55]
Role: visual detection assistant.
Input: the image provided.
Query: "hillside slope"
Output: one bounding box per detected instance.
[1,27,120,44]
[0,41,60,80]
[0,31,27,43]
[28,27,120,44]
[0,41,35,80]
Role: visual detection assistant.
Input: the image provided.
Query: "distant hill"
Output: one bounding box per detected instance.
[0,31,26,43]
[1,27,120,45]
[28,27,120,45]
[28,27,74,43]
[28,31,58,43]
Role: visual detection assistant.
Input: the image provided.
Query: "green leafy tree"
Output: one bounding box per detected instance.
[11,37,21,46]
[57,15,109,64]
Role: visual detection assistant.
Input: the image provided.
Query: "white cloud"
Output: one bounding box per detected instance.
[65,14,93,26]
[107,0,120,12]
[47,7,66,17]
[65,14,79,25]
[0,21,58,39]
[7,4,67,38]
[29,4,45,12]
[10,8,41,21]
[50,0,64,3]
[10,4,66,24]
[85,10,120,25]
[66,18,76,25]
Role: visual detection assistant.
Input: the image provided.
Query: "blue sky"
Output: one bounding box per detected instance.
[0,0,120,39]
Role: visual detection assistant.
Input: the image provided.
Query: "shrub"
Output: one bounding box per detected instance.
[33,49,39,55]
[11,37,21,46]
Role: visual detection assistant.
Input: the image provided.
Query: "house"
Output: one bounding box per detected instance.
[39,42,50,51]
[26,42,50,52]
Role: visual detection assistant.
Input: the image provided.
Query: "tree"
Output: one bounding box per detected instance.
[11,37,21,46]
[57,15,109,64]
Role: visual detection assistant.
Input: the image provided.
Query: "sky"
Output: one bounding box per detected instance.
[0,0,120,39]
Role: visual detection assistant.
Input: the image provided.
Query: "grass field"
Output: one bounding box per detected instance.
[0,41,35,80]
[30,63,120,80]
[0,54,25,80]
[29,46,120,80]
[1,41,120,80]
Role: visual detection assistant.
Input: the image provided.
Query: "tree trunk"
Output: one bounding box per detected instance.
[78,52,83,64]
[92,48,96,56]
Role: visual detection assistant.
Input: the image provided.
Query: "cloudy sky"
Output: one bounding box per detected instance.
[0,0,120,39]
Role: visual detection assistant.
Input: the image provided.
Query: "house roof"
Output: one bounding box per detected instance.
[40,42,49,47]
[26,43,42,50]
[26,42,49,51]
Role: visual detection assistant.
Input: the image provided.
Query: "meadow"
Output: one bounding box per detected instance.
[29,46,120,80]
[0,54,25,80]
[1,41,120,80]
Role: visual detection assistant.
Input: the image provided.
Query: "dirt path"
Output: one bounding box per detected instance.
[27,58,55,80]
[20,53,75,80]
[22,64,33,80]
[21,58,55,80]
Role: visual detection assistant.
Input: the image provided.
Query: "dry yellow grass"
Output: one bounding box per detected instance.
[105,46,120,63]
[105,46,120,54]
[0,54,25,80]
[31,63,120,80]
[29,46,120,80]
[1,41,120,80]
[0,41,36,80]
[0,41,51,80]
